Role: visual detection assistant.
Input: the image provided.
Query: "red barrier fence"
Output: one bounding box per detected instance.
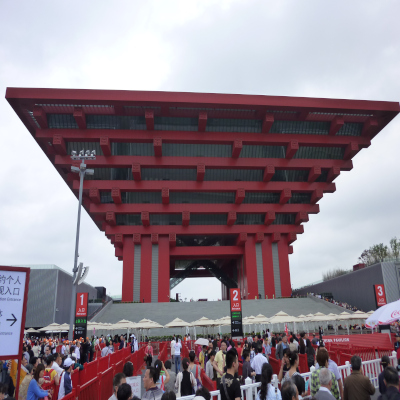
[200,369,217,392]
[99,367,114,400]
[269,357,281,376]
[298,353,308,373]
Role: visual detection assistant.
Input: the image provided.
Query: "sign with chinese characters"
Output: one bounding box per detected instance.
[74,292,88,340]
[127,376,141,399]
[374,284,387,307]
[230,288,243,337]
[0,267,30,358]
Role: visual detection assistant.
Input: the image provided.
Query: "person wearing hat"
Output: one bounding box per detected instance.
[58,358,73,400]
[378,356,391,395]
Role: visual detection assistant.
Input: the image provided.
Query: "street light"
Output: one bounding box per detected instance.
[68,149,96,341]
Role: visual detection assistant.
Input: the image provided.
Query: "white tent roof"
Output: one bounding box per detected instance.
[164,318,192,328]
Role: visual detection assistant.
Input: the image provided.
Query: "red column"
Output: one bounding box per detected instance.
[244,235,259,300]
[158,235,170,302]
[278,237,291,297]
[122,236,134,302]
[140,235,152,303]
[261,235,275,299]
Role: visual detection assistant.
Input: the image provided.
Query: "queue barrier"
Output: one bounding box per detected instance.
[268,356,281,376]
[200,369,216,392]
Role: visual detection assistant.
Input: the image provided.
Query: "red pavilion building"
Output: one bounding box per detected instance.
[6,88,399,302]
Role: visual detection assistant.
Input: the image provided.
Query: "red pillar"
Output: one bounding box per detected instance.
[278,236,291,297]
[140,235,152,303]
[158,235,170,302]
[244,235,259,300]
[122,236,134,302]
[261,235,275,299]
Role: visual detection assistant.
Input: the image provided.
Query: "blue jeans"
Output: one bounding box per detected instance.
[174,355,181,374]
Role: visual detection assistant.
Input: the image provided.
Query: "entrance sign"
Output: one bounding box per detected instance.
[230,288,243,337]
[0,266,30,400]
[374,284,387,307]
[74,292,88,340]
[0,266,30,358]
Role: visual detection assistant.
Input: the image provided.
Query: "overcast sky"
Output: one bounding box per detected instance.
[1,0,399,302]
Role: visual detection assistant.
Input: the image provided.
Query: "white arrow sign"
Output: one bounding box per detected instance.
[0,268,28,357]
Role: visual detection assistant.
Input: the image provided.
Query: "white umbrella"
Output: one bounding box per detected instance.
[26,328,40,333]
[195,338,209,346]
[164,318,192,328]
[135,319,163,329]
[366,299,400,327]
[39,323,61,332]
[191,317,216,326]
[214,316,231,326]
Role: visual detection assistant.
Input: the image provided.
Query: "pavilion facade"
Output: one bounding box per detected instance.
[6,88,399,302]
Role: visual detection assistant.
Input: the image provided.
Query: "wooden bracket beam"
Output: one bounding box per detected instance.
[264,211,275,226]
[132,163,141,181]
[32,106,48,128]
[361,117,378,137]
[286,140,299,159]
[73,107,86,129]
[100,137,112,156]
[344,142,359,160]
[280,188,292,204]
[162,187,169,205]
[197,164,205,182]
[151,233,158,244]
[263,165,275,182]
[153,138,162,157]
[169,233,176,247]
[287,232,297,244]
[236,232,247,246]
[235,188,245,204]
[327,166,340,183]
[308,165,321,183]
[53,134,67,155]
[295,211,309,225]
[133,233,141,244]
[288,245,293,254]
[262,113,274,133]
[141,211,150,227]
[329,116,344,135]
[198,111,207,132]
[112,187,122,204]
[272,232,281,243]
[89,188,101,204]
[232,139,243,158]
[145,110,154,130]
[182,211,190,226]
[106,211,116,226]
[114,234,123,248]
[256,232,264,243]
[311,189,323,204]
[227,211,237,226]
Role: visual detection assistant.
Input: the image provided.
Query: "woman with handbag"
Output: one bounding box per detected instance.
[145,341,153,368]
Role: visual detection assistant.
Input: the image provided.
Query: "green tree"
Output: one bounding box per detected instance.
[390,237,400,260]
[370,243,389,262]
[358,249,374,266]
[322,268,349,281]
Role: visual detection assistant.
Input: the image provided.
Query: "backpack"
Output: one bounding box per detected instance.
[43,369,55,383]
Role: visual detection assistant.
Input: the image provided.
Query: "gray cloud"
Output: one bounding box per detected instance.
[0,0,399,302]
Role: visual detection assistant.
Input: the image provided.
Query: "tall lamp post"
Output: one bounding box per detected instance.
[68,150,96,341]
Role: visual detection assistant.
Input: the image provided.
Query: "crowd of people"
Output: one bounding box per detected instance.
[0,334,138,400]
[309,294,361,313]
[1,331,399,400]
